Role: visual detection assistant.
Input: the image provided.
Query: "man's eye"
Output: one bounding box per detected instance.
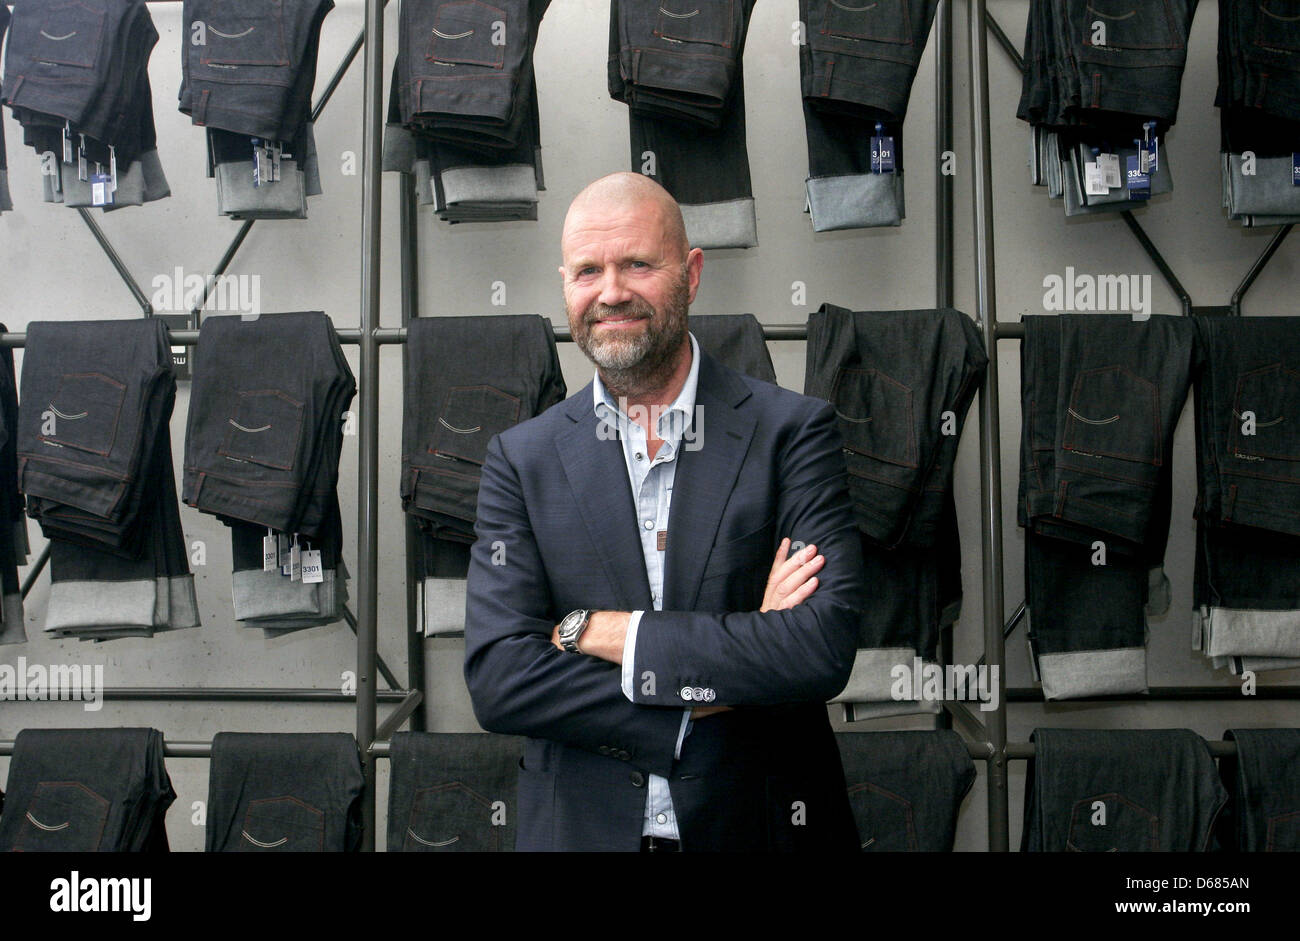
[577,267,599,277]
[628,261,648,269]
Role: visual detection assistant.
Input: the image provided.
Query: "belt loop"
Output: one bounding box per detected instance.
[822,56,833,98]
[196,88,210,126]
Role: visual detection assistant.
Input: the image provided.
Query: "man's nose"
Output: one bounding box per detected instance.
[596,267,633,306]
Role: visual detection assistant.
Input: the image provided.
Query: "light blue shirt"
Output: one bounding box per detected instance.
[592,331,701,840]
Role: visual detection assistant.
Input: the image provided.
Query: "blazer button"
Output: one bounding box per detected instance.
[680,687,694,701]
[630,771,645,787]
[617,749,631,761]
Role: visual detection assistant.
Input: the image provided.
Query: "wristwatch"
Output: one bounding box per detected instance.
[557,609,593,653]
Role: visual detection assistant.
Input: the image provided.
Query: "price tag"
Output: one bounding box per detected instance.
[263,530,277,572]
[289,536,302,582]
[301,549,324,584]
[90,169,113,207]
[1084,161,1108,196]
[1126,155,1151,200]
[870,134,896,173]
[1294,153,1300,186]
[1100,153,1121,189]
[279,533,291,575]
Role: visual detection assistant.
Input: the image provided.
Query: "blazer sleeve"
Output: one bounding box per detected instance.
[631,399,866,707]
[462,432,687,778]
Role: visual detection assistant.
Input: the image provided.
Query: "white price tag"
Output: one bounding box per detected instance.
[301,549,324,584]
[1084,162,1108,196]
[263,532,277,572]
[1100,153,1121,189]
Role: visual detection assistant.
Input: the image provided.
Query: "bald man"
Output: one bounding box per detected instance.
[463,173,865,852]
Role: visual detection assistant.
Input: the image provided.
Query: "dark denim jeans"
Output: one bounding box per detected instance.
[835,730,975,851]
[688,314,776,384]
[1218,728,1300,852]
[183,312,355,537]
[1022,728,1227,852]
[180,0,334,142]
[0,323,26,645]
[0,728,174,852]
[205,732,364,852]
[387,732,525,851]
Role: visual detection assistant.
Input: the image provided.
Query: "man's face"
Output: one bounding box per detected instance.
[559,199,700,375]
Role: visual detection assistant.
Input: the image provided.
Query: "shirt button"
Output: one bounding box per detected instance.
[635,452,644,460]
[656,813,668,825]
[644,519,654,530]
[630,772,645,787]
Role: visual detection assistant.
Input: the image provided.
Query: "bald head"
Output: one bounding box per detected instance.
[562,172,689,260]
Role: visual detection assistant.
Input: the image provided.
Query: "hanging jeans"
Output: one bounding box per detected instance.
[1218,728,1300,852]
[205,732,364,852]
[387,732,525,851]
[0,728,174,851]
[609,0,758,248]
[835,730,975,851]
[805,304,986,704]
[402,315,565,635]
[0,5,11,212]
[1022,728,1226,852]
[0,326,26,645]
[688,313,776,384]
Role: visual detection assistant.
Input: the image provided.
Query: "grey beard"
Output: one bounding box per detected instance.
[594,325,685,398]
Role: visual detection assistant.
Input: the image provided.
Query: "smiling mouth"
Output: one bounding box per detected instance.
[595,316,646,325]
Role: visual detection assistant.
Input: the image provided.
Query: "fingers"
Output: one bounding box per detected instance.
[765,537,791,583]
[767,541,819,588]
[773,547,824,600]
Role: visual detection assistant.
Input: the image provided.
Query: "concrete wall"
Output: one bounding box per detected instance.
[0,0,1296,851]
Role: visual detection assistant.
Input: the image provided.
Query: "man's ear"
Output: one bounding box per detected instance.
[685,247,704,304]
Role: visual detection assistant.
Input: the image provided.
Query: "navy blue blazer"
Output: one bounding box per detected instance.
[463,350,866,851]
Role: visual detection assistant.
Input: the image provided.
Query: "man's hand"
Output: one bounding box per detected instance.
[760,538,825,613]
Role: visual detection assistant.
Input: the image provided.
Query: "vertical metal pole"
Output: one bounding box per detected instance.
[356,0,385,851]
[400,171,428,733]
[934,0,954,732]
[968,0,1009,852]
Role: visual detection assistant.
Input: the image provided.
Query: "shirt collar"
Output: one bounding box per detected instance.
[593,331,700,437]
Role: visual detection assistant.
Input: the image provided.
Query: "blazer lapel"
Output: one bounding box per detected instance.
[556,387,654,611]
[662,354,756,611]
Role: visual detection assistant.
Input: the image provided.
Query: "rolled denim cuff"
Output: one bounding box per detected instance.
[828,647,922,703]
[1037,647,1147,701]
[1226,155,1300,216]
[440,163,538,206]
[806,171,904,231]
[679,196,756,249]
[1204,606,1300,659]
[422,576,467,636]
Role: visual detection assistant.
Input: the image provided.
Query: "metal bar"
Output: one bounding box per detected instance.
[375,689,424,741]
[355,0,386,853]
[76,210,153,315]
[1231,225,1293,316]
[985,11,1024,71]
[936,0,954,310]
[943,702,988,743]
[976,599,1026,668]
[340,605,401,691]
[96,688,408,702]
[19,544,49,598]
[1008,686,1300,702]
[969,0,1010,853]
[1120,211,1194,317]
[400,171,428,733]
[189,221,255,324]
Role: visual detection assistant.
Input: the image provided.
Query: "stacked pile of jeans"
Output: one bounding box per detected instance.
[835,732,976,851]
[183,313,355,637]
[1193,317,1300,676]
[1218,728,1300,852]
[402,316,565,636]
[608,0,758,248]
[179,0,334,220]
[1,0,170,212]
[17,320,199,641]
[0,326,27,646]
[1022,729,1227,852]
[798,0,940,230]
[805,305,986,717]
[0,728,175,851]
[205,732,364,852]
[1017,0,1198,217]
[383,0,548,224]
[1019,315,1198,700]
[1218,1,1300,227]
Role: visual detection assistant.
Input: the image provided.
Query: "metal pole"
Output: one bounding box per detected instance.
[76,210,153,314]
[1231,225,1293,316]
[1119,212,1194,317]
[968,0,1010,853]
[400,172,428,732]
[355,0,386,852]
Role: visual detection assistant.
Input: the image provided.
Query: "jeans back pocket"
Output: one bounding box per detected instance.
[655,0,737,48]
[38,372,126,458]
[199,1,291,67]
[238,796,325,851]
[1066,792,1160,851]
[831,366,918,469]
[428,385,521,466]
[218,390,305,472]
[846,781,918,851]
[404,782,502,851]
[1062,365,1162,465]
[16,781,110,851]
[16,1,105,69]
[1255,1,1300,54]
[820,0,913,45]
[427,0,507,68]
[1077,0,1184,52]
[1230,363,1300,463]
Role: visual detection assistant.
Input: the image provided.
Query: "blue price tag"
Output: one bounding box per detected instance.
[870,135,896,174]
[1126,155,1150,200]
[90,170,114,207]
[1293,153,1300,186]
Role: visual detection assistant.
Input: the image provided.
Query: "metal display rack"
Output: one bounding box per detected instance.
[0,0,1296,852]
